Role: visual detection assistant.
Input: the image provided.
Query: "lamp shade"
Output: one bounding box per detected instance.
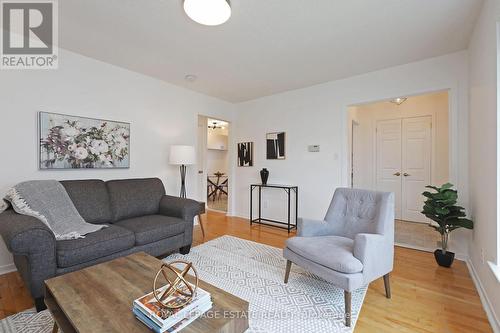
[169,145,196,165]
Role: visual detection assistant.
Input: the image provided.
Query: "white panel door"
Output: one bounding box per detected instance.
[402,116,432,223]
[376,119,402,219]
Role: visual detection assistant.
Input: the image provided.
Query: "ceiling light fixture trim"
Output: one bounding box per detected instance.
[184,74,197,82]
[390,97,407,105]
[183,0,231,26]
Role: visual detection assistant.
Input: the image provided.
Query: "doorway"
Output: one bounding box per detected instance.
[348,91,449,249]
[376,116,432,222]
[197,116,230,213]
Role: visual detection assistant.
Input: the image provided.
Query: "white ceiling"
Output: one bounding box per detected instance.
[59,0,483,103]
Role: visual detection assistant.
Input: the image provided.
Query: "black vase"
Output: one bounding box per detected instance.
[434,249,455,267]
[260,168,269,185]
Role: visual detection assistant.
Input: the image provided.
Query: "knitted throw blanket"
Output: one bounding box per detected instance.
[3,180,106,240]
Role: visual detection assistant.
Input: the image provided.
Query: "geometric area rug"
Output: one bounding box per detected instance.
[0,308,53,333]
[167,236,367,333]
[0,235,367,333]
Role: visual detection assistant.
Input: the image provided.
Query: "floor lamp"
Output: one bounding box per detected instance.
[169,145,196,198]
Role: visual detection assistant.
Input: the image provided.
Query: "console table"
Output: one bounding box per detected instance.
[250,184,298,233]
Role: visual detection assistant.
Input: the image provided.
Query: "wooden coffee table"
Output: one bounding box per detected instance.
[44,252,249,333]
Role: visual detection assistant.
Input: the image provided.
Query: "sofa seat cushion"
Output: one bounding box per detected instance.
[286,236,363,274]
[115,215,185,246]
[56,225,134,268]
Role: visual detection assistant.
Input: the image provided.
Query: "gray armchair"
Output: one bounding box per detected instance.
[283,188,394,327]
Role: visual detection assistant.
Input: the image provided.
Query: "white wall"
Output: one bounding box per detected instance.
[234,51,470,257]
[206,128,229,183]
[351,91,449,191]
[0,48,235,273]
[207,150,229,175]
[468,0,500,330]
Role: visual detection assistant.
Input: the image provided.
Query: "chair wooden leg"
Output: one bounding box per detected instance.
[52,322,58,333]
[284,260,292,284]
[344,290,351,327]
[198,214,205,238]
[383,273,391,298]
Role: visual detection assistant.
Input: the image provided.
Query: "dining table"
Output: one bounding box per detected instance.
[207,172,228,200]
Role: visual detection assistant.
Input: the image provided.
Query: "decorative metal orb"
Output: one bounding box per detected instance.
[152,260,199,309]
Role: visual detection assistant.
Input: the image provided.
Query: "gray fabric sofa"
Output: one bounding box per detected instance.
[0,178,201,311]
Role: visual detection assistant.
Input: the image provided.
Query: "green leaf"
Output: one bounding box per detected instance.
[454,218,474,229]
[435,207,450,215]
[441,183,454,190]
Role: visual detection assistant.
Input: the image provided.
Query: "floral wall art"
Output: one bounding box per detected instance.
[39,112,130,169]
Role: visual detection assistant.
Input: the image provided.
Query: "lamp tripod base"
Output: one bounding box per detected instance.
[180,164,187,198]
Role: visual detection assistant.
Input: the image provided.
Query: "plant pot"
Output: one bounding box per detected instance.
[434,249,455,267]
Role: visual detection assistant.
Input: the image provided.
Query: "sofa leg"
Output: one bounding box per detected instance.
[35,297,46,312]
[284,260,292,284]
[383,273,391,299]
[179,245,191,255]
[344,290,351,327]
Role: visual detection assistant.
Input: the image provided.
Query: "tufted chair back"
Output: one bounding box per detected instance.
[324,188,394,240]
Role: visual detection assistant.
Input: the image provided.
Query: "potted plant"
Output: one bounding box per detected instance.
[421,183,473,267]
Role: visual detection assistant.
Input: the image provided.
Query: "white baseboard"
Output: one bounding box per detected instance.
[466,259,500,333]
[394,242,468,261]
[0,263,16,275]
[395,242,434,252]
[230,212,245,218]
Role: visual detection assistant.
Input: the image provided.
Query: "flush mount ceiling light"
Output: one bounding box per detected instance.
[390,97,407,105]
[184,74,197,82]
[183,0,231,26]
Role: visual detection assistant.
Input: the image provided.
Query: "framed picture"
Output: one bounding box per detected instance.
[237,142,253,167]
[266,132,285,160]
[39,112,130,169]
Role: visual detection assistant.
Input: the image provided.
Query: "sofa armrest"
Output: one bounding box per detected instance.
[159,195,202,222]
[353,233,393,284]
[0,209,57,299]
[0,209,56,255]
[297,218,335,237]
[159,196,202,249]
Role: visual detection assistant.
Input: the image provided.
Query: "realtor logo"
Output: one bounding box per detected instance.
[1,0,58,69]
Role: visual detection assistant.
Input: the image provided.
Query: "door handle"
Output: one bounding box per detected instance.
[393,172,401,176]
[403,173,410,177]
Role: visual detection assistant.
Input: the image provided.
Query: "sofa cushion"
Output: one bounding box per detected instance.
[60,180,112,224]
[56,225,134,268]
[286,236,363,274]
[106,178,166,221]
[115,215,185,246]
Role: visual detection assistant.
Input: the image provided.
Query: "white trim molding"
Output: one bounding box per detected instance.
[0,263,16,275]
[488,261,500,283]
[394,242,468,261]
[467,259,500,333]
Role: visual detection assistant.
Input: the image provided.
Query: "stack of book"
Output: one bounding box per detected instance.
[133,283,212,333]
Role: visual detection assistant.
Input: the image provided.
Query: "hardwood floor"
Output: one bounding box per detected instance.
[0,211,492,332]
